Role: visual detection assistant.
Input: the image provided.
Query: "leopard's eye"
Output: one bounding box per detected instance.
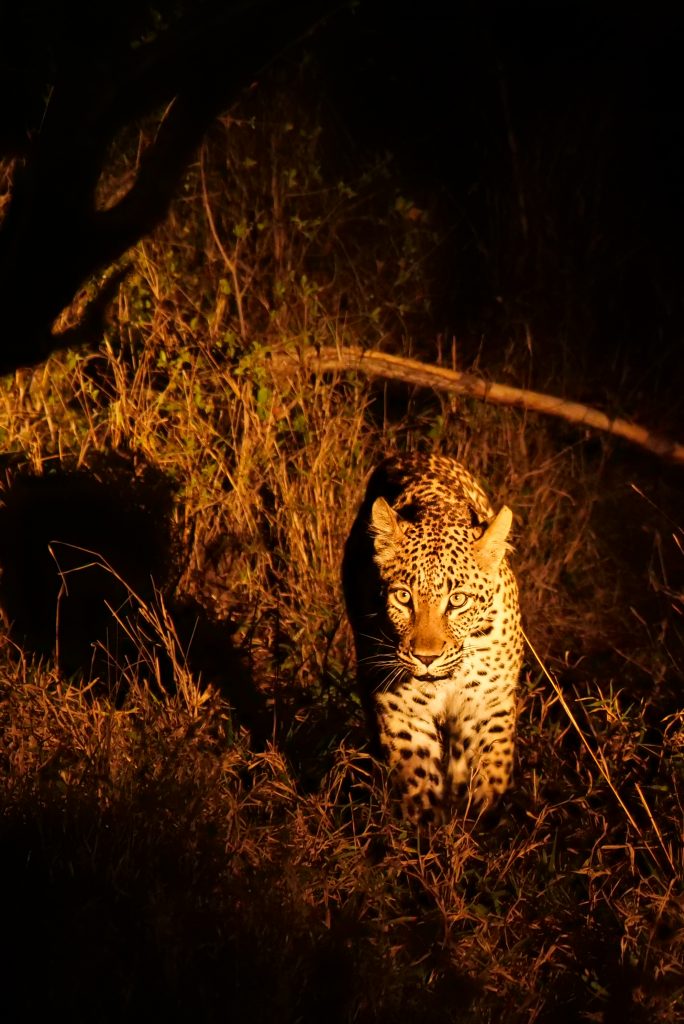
[448,591,470,610]
[392,587,412,607]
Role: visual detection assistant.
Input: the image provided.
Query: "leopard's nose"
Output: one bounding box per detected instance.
[413,651,440,667]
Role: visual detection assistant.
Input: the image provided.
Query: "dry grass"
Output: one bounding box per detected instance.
[0,84,682,1021]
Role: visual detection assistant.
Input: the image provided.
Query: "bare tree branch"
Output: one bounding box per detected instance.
[284,345,684,463]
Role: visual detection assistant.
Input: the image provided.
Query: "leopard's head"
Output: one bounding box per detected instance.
[370,496,512,681]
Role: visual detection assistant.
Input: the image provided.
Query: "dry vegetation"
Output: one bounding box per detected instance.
[0,83,682,1021]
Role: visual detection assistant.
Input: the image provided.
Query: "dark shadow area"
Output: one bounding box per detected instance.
[562,449,684,709]
[0,456,176,676]
[276,674,367,794]
[0,0,333,374]
[316,1,684,424]
[0,456,268,741]
[0,795,477,1024]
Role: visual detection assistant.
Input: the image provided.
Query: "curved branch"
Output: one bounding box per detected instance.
[285,345,684,464]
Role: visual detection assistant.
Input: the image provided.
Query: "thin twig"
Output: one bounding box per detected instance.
[635,782,676,874]
[199,145,247,342]
[522,627,672,877]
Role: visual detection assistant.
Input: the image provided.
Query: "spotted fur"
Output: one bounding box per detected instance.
[343,454,523,822]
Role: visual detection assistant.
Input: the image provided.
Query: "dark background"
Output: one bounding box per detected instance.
[316,2,684,423]
[0,0,683,424]
[0,7,682,1020]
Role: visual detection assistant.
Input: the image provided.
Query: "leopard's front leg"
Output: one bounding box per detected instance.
[446,687,517,810]
[376,683,445,824]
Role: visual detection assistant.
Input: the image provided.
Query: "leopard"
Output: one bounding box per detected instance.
[342,453,523,823]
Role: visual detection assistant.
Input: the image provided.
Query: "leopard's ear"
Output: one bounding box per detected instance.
[370,497,405,564]
[473,505,512,573]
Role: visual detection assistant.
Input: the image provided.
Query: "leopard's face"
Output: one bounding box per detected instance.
[382,525,496,681]
[370,490,512,684]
